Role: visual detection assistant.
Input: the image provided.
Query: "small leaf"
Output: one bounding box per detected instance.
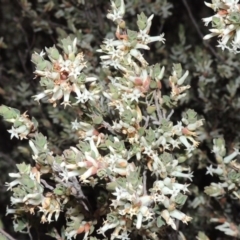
[127,30,138,41]
[137,12,147,30]
[14,219,28,232]
[147,106,156,114]
[157,216,165,228]
[46,46,60,60]
[92,115,103,124]
[172,63,182,78]
[16,162,31,174]
[31,53,43,65]
[0,105,20,120]
[40,77,54,89]
[33,133,48,151]
[196,231,210,240]
[175,193,188,206]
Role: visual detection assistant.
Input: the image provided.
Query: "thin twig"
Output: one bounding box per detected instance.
[181,0,224,61]
[69,177,91,212]
[143,115,149,129]
[102,121,117,135]
[143,169,147,195]
[154,90,163,122]
[41,179,54,190]
[27,225,33,240]
[166,109,174,120]
[53,228,64,240]
[0,228,17,240]
[17,50,28,74]
[53,168,92,213]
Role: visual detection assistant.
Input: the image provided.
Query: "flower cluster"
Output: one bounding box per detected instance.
[0,105,38,140]
[203,0,240,53]
[204,138,240,237]
[32,37,100,107]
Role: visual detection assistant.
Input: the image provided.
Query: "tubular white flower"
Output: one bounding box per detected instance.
[215,222,238,237]
[10,197,23,205]
[202,16,213,26]
[204,1,214,9]
[172,182,190,193]
[135,43,150,50]
[179,135,191,149]
[170,171,193,181]
[29,140,39,157]
[161,186,175,195]
[6,206,16,215]
[33,92,47,102]
[129,49,148,66]
[203,32,219,40]
[224,148,240,164]
[113,167,127,176]
[89,138,99,157]
[9,173,21,178]
[139,195,152,206]
[5,180,22,190]
[163,177,172,186]
[206,164,223,176]
[97,222,119,237]
[147,33,166,44]
[85,154,98,167]
[169,209,192,224]
[23,193,43,204]
[51,86,63,101]
[234,28,240,44]
[136,212,143,229]
[187,119,204,131]
[223,24,236,36]
[161,210,177,230]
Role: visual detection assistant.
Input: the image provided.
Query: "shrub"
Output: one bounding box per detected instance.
[1,0,240,239]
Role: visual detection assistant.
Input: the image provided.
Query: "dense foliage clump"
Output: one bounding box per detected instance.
[1,0,240,239]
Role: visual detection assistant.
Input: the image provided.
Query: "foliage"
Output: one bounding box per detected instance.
[1,0,240,239]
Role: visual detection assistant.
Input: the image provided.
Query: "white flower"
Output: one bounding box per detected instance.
[146,33,166,44]
[85,76,97,82]
[39,50,45,57]
[5,179,22,190]
[107,0,125,21]
[116,231,130,240]
[7,126,19,139]
[59,60,71,72]
[71,119,80,130]
[6,206,17,215]
[76,89,95,104]
[129,89,141,102]
[202,16,214,26]
[33,92,47,103]
[69,66,83,79]
[161,210,177,230]
[83,89,95,101]
[224,148,240,164]
[112,187,129,201]
[214,221,238,237]
[143,146,154,156]
[169,209,192,224]
[170,171,193,181]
